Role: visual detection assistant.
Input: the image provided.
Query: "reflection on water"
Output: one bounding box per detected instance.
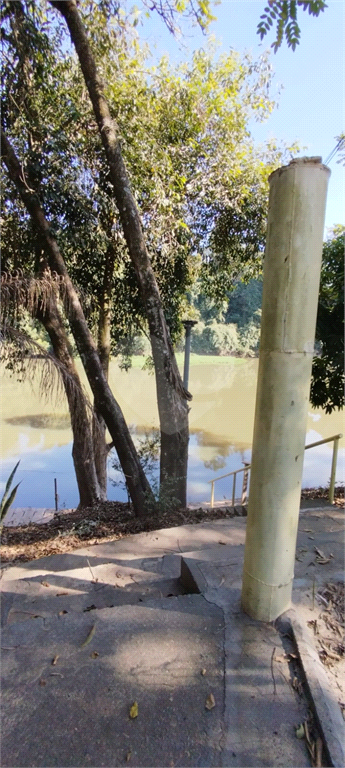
[1,357,344,513]
[5,414,71,430]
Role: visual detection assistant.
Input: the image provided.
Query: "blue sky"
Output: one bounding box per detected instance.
[140,0,344,232]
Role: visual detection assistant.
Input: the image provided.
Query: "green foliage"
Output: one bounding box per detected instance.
[1,1,294,371]
[114,0,216,36]
[310,227,344,414]
[189,318,261,357]
[225,279,263,327]
[111,428,180,511]
[257,1,328,52]
[0,461,21,529]
[185,277,263,356]
[187,281,228,325]
[191,321,239,355]
[237,313,261,356]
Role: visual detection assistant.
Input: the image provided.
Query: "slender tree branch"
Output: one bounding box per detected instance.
[50,0,191,403]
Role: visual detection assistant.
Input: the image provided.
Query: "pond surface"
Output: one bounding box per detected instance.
[1,355,344,519]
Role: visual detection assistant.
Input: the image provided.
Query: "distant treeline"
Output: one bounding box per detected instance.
[125,278,263,359]
[187,278,263,357]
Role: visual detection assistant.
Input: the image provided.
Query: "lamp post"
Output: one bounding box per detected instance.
[182,320,198,391]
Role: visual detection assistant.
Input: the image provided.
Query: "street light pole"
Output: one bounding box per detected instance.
[182,320,198,391]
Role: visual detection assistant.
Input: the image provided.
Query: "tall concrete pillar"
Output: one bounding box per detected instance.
[241,157,330,622]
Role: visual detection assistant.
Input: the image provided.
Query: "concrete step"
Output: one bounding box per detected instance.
[179,544,244,608]
[1,559,185,628]
[1,519,248,628]
[179,505,343,602]
[1,593,225,768]
[0,518,248,583]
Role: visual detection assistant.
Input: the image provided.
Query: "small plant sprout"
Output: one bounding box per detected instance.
[0,460,21,531]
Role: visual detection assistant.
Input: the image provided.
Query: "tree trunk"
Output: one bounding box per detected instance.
[35,297,101,508]
[93,242,116,499]
[92,414,108,500]
[1,128,152,516]
[50,0,191,508]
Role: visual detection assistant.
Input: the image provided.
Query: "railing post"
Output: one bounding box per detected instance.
[232,474,236,508]
[210,481,214,508]
[329,437,340,504]
[241,464,250,505]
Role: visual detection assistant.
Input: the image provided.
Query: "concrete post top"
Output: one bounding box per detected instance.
[290,156,322,164]
[269,156,331,182]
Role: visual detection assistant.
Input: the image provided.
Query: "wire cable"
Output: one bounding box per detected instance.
[324,138,345,166]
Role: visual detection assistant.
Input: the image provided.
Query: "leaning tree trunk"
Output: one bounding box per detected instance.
[35,297,101,508]
[1,128,152,516]
[92,242,117,499]
[51,0,191,508]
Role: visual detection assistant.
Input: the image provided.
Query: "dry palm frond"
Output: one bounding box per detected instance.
[0,322,95,429]
[1,269,70,324]
[318,582,344,628]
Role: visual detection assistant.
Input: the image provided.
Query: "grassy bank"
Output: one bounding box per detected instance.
[129,353,249,369]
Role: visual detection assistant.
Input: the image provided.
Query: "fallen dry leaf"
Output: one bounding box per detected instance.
[51,655,59,666]
[307,619,319,634]
[80,624,96,648]
[90,651,99,659]
[205,693,215,710]
[295,723,305,739]
[126,751,132,762]
[39,679,46,686]
[129,701,138,719]
[41,581,50,588]
[200,668,207,676]
[58,610,68,616]
[314,547,326,559]
[274,655,287,663]
[319,645,342,661]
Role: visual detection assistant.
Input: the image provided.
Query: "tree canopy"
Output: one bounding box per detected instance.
[1,1,293,355]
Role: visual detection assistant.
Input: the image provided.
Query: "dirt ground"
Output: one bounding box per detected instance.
[0,501,243,565]
[1,485,343,566]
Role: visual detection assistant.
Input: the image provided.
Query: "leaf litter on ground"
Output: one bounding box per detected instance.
[205,693,215,710]
[129,702,138,719]
[80,624,96,648]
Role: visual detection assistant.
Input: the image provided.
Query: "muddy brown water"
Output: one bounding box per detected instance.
[1,356,343,523]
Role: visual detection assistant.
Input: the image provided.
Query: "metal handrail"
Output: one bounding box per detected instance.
[209,433,342,507]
